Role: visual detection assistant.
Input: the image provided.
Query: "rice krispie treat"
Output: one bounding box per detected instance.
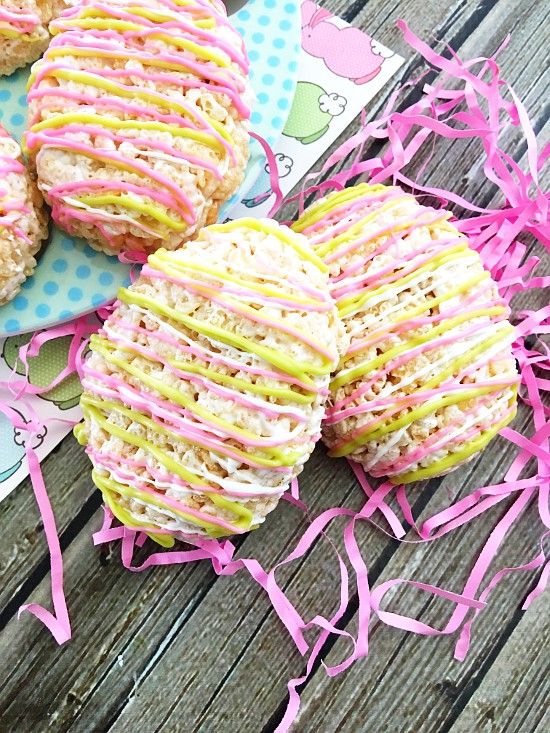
[0,0,68,76]
[0,124,48,305]
[25,0,251,256]
[292,183,519,484]
[76,219,346,544]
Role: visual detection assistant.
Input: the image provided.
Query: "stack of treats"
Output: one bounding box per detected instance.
[0,0,518,545]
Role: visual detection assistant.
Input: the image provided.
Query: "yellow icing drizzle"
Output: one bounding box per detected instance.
[329,323,515,456]
[391,401,517,483]
[27,112,224,151]
[291,183,391,233]
[409,324,514,394]
[341,303,506,367]
[337,244,474,318]
[313,196,416,259]
[208,218,328,272]
[43,45,206,77]
[73,421,87,445]
[0,28,37,39]
[52,18,147,34]
[89,335,303,466]
[26,68,231,142]
[150,250,325,309]
[332,308,510,389]
[81,398,207,486]
[144,262,331,359]
[167,356,315,404]
[81,399,254,533]
[123,7,215,30]
[326,209,454,267]
[329,382,513,458]
[117,288,330,384]
[76,194,186,233]
[93,470,240,539]
[51,11,228,66]
[93,471,176,547]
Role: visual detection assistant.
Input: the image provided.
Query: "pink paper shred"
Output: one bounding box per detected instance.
[1,21,548,731]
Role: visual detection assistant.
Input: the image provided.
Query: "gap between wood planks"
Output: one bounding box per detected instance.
[449,595,549,732]
[0,438,100,618]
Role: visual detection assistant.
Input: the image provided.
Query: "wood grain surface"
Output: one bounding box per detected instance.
[0,1,548,731]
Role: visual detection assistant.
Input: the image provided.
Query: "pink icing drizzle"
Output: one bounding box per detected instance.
[309,186,517,462]
[0,125,32,244]
[0,5,41,35]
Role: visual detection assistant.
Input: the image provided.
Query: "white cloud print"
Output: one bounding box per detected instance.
[319,93,347,117]
[371,40,394,58]
[270,153,294,178]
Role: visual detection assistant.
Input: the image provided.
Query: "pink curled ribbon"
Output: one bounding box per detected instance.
[249,130,284,217]
[0,318,95,643]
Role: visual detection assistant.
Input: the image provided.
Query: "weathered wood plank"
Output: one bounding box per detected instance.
[156,400,543,732]
[0,439,97,617]
[291,497,547,733]
[448,594,549,733]
[106,463,388,733]
[0,449,364,731]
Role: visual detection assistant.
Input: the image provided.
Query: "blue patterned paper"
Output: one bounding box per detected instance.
[0,0,300,336]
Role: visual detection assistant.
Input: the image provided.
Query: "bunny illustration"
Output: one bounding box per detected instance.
[283,82,347,144]
[3,332,83,410]
[301,1,390,84]
[0,409,47,483]
[242,154,294,208]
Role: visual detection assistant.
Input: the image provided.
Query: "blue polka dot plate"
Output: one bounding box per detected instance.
[0,0,300,336]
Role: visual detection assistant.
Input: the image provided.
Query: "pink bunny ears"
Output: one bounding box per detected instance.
[301,0,332,28]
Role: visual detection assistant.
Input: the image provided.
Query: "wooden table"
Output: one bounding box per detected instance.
[1,1,548,731]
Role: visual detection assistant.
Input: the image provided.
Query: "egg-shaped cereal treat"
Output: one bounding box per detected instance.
[76,219,346,544]
[25,0,251,256]
[292,183,519,484]
[0,0,68,76]
[0,124,48,305]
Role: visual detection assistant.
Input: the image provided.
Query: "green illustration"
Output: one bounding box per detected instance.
[283,81,347,144]
[2,333,83,410]
[0,409,47,483]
